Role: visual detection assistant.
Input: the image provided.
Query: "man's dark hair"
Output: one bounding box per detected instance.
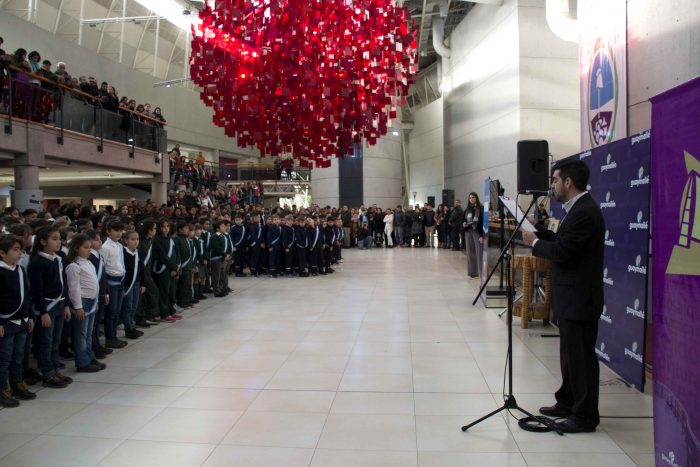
[553,159,590,191]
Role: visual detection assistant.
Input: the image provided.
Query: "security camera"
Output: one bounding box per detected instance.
[183,8,192,15]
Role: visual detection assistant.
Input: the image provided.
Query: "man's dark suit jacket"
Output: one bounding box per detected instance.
[532,193,605,321]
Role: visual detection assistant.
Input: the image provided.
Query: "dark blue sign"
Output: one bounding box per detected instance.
[556,131,651,391]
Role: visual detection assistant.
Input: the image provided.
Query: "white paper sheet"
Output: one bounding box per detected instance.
[499,196,536,232]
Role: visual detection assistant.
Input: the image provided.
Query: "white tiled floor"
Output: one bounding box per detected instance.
[0,248,654,466]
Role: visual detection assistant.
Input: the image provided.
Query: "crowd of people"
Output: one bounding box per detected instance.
[0,36,166,126]
[0,199,352,408]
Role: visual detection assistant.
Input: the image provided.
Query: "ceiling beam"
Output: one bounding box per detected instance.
[165,28,183,79]
[132,13,154,70]
[53,0,65,34]
[97,0,119,53]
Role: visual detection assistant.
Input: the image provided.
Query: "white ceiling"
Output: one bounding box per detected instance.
[1,0,199,82]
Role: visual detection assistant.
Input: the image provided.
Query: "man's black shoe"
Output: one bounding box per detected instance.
[76,363,102,373]
[539,405,572,419]
[105,338,127,349]
[59,350,75,360]
[135,320,151,328]
[91,360,107,370]
[554,418,597,433]
[97,345,113,355]
[235,273,246,277]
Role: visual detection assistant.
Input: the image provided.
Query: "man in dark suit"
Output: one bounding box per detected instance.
[522,159,605,434]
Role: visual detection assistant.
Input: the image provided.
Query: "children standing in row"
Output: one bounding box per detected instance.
[0,235,35,407]
[65,234,103,373]
[27,226,73,388]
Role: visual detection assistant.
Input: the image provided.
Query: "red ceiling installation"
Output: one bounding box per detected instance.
[190,0,418,168]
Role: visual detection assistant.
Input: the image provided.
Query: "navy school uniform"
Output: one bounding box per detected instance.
[333,226,344,262]
[293,224,308,275]
[281,224,295,274]
[230,223,247,276]
[322,225,335,272]
[306,225,322,274]
[27,253,68,379]
[152,235,179,317]
[88,251,107,349]
[57,246,72,356]
[0,262,32,390]
[266,223,282,275]
[122,246,145,332]
[247,222,263,275]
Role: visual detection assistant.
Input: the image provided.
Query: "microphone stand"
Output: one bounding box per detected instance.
[462,193,563,435]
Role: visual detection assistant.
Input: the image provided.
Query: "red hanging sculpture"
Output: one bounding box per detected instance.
[190,0,418,168]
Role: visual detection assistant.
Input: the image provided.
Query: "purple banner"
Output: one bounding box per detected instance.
[651,76,700,467]
[556,131,651,391]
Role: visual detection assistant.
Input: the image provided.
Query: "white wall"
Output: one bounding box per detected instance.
[518,0,580,160]
[625,0,700,134]
[0,11,259,160]
[363,134,403,208]
[408,98,444,206]
[310,162,339,208]
[439,0,579,201]
[442,0,522,201]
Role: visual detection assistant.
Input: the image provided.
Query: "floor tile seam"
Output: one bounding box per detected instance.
[409,319,420,467]
[51,403,167,439]
[0,431,39,463]
[307,382,341,467]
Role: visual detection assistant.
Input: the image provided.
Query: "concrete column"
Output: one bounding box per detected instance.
[11,165,43,211]
[152,182,168,206]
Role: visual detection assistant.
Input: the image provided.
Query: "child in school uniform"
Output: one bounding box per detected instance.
[27,226,73,388]
[0,234,36,407]
[174,221,194,309]
[199,218,214,293]
[152,218,180,323]
[101,220,127,349]
[58,226,77,360]
[281,215,295,276]
[65,233,104,373]
[85,229,111,359]
[137,220,160,325]
[266,215,282,277]
[121,230,145,339]
[306,217,321,276]
[210,220,231,297]
[294,217,309,277]
[191,224,208,301]
[230,214,247,277]
[7,224,41,385]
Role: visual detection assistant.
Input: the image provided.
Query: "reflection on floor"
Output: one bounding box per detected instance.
[0,248,654,467]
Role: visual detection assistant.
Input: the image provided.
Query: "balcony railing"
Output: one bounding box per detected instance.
[1,65,167,153]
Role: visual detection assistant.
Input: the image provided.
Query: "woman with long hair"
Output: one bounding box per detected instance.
[464,192,485,279]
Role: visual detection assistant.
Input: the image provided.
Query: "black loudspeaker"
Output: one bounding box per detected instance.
[517,140,549,193]
[427,196,435,207]
[442,189,455,207]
